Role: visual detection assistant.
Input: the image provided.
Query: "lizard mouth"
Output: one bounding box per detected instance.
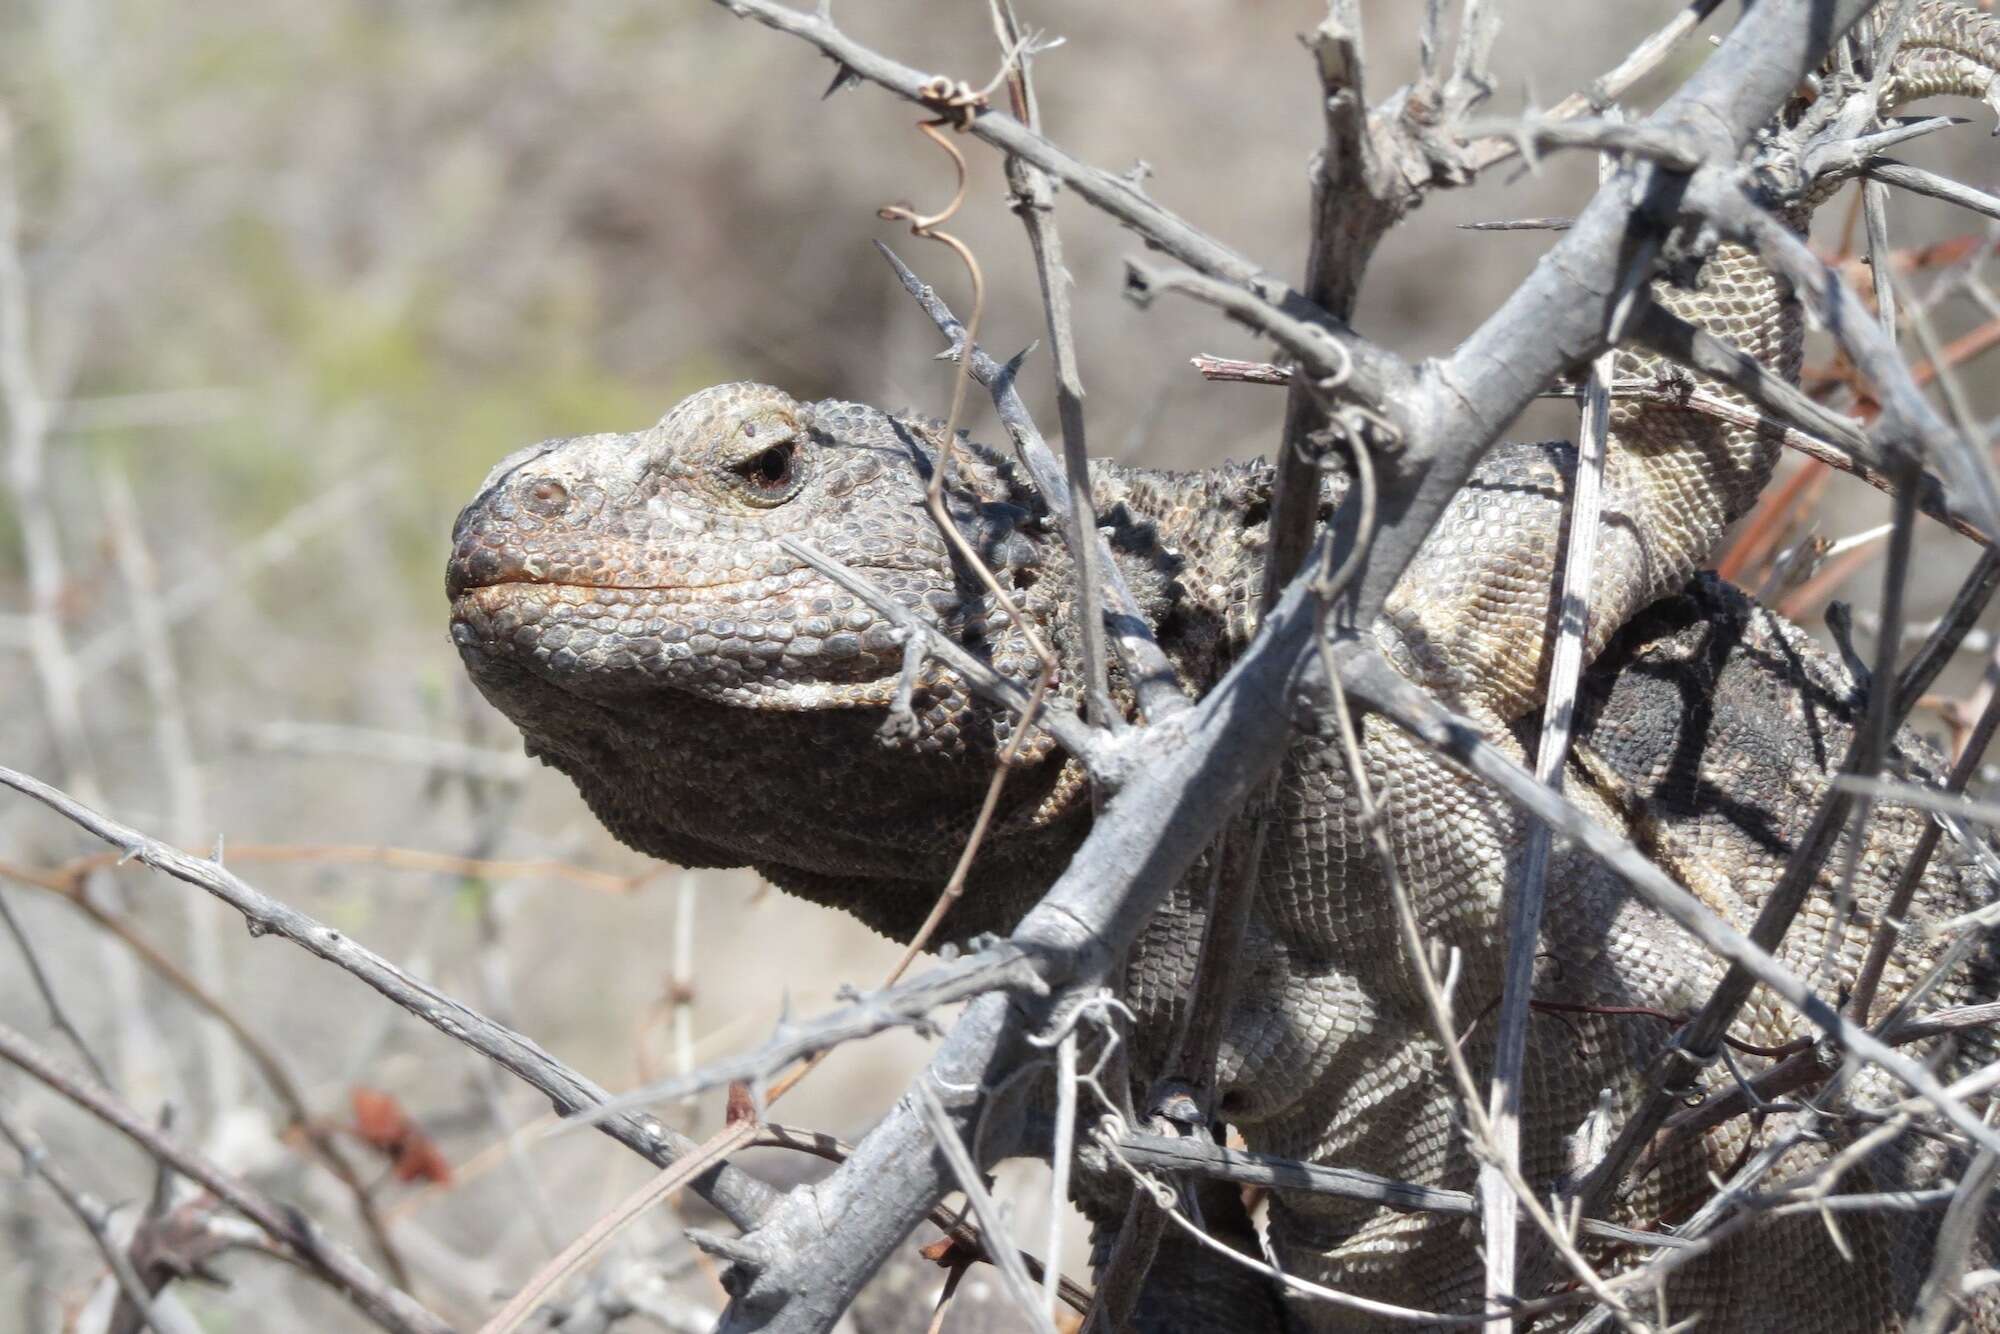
[448,570,944,707]
[450,575,797,606]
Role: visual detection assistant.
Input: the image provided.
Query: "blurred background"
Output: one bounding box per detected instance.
[0,0,1994,1328]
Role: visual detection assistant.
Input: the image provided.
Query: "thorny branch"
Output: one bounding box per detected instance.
[0,763,779,1232]
[0,1020,451,1334]
[988,0,1115,734]
[873,241,1189,722]
[0,1101,166,1334]
[696,2,2000,1330]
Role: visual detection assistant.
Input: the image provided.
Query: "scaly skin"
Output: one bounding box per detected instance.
[448,7,2000,1328]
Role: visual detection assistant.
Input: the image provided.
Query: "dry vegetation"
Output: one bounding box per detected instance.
[1,1,1998,1331]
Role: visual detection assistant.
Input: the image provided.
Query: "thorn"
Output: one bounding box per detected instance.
[1460,216,1574,232]
[686,1228,766,1284]
[1822,521,1894,560]
[822,61,861,100]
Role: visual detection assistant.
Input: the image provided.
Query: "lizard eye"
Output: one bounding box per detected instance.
[731,438,800,501]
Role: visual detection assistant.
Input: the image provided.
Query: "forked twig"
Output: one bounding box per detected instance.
[0,1021,449,1334]
[0,1102,167,1334]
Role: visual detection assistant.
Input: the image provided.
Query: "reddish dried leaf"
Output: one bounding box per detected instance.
[349,1087,451,1185]
[350,1087,411,1148]
[392,1135,453,1186]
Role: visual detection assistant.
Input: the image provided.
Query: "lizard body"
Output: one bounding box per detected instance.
[447,6,2000,1327]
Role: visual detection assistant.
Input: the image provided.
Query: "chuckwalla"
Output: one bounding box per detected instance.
[448,6,2000,1328]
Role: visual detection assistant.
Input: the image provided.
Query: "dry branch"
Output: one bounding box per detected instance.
[0,763,779,1232]
[0,1021,449,1334]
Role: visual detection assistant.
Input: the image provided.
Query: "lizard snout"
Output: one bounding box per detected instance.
[444,537,517,600]
[446,471,600,600]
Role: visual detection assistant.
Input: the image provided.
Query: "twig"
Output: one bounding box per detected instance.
[912,1083,1053,1333]
[1190,353,1290,384]
[0,888,112,1088]
[1089,817,1272,1327]
[1,108,167,1097]
[1648,382,1986,544]
[101,463,249,1177]
[1112,1132,1690,1251]
[1480,248,1614,1324]
[1891,546,2000,720]
[569,942,1045,1126]
[1459,216,1574,231]
[873,112,1067,786]
[1044,1031,1077,1325]
[1645,996,2000,1164]
[1137,1186,1562,1327]
[0,1100,166,1334]
[989,0,1112,731]
[744,1122,1093,1314]
[0,1021,449,1334]
[777,536,1098,766]
[38,839,650,897]
[0,763,779,1230]
[875,243,1188,721]
[1081,1175,1164,1334]
[879,662,1053,983]
[1815,462,1918,998]
[1474,1,1728,168]
[0,112,91,789]
[1866,158,2000,224]
[1562,500,1978,1206]
[1626,298,1879,467]
[1864,170,1898,333]
[1844,409,2000,1024]
[0,851,410,1285]
[713,0,1335,316]
[1834,772,2000,831]
[1457,115,1705,168]
[1323,661,1637,1330]
[1267,0,1391,610]
[1911,1135,2000,1334]
[478,1119,762,1334]
[1123,260,1355,388]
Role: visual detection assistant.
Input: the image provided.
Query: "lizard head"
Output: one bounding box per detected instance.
[447,382,1086,938]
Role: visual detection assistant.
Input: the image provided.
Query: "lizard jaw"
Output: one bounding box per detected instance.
[448,578,914,706]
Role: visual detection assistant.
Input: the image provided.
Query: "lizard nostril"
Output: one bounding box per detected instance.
[524,478,570,516]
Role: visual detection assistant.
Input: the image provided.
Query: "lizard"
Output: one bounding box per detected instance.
[446,5,2000,1328]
